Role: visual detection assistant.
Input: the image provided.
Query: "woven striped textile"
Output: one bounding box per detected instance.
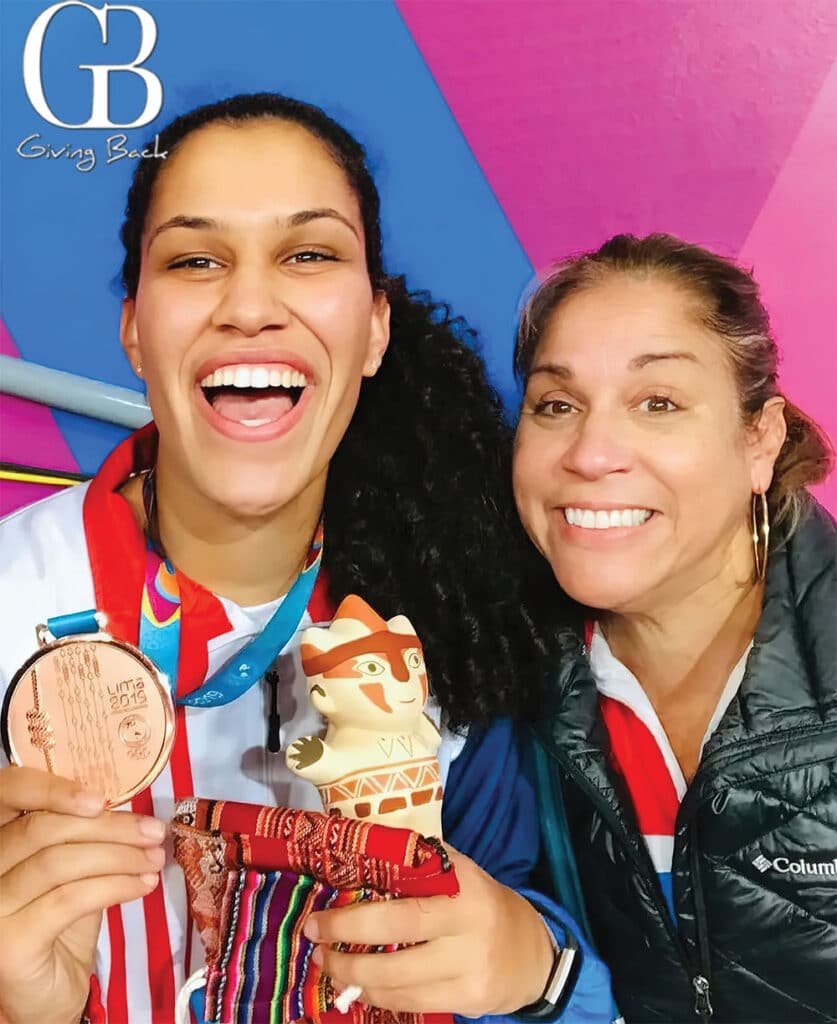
[172,798,459,1024]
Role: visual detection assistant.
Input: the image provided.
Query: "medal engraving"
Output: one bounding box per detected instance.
[2,632,175,807]
[25,667,56,773]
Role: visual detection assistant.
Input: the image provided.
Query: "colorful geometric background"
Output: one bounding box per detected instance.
[1,0,835,517]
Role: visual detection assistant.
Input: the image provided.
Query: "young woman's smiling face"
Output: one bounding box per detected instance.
[513,275,785,614]
[121,118,389,519]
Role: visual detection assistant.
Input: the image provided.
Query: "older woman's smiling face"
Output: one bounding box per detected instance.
[513,275,784,614]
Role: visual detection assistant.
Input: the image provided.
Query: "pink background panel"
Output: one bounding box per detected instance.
[739,64,837,510]
[398,0,836,510]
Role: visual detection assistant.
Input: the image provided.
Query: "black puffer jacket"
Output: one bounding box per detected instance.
[534,500,837,1023]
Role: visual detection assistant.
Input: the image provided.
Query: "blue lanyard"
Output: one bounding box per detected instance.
[48,529,323,709]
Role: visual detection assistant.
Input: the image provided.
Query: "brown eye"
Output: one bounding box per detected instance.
[407,651,423,670]
[168,255,222,271]
[639,396,678,413]
[533,399,577,416]
[286,250,337,264]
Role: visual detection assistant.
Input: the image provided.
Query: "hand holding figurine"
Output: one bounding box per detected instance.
[286,596,553,1017]
[302,846,555,1016]
[0,766,165,1024]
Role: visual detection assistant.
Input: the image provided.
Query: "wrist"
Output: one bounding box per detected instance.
[520,912,558,1007]
[514,918,580,1022]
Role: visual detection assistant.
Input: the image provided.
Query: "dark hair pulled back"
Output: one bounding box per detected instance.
[515,233,833,535]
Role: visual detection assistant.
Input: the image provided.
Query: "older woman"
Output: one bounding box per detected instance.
[512,233,835,1023]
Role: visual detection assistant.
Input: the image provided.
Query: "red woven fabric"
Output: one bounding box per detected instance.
[172,799,458,1024]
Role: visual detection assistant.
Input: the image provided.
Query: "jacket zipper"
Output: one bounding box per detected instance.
[544,743,713,1016]
[689,824,713,1019]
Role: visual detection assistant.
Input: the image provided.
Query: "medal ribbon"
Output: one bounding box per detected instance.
[139,526,323,707]
[51,427,329,708]
[49,526,323,709]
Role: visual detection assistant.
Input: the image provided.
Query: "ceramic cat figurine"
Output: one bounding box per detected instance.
[286,595,443,838]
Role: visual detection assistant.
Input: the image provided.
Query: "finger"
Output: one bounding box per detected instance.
[343,976,487,1017]
[304,895,457,947]
[0,842,166,916]
[0,766,104,825]
[318,938,459,994]
[0,809,167,875]
[11,872,160,955]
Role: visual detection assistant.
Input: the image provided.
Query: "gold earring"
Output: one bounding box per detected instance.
[751,491,769,581]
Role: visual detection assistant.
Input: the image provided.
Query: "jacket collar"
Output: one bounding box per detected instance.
[538,499,835,793]
[706,499,836,752]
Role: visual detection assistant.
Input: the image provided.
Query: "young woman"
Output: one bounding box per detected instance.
[0,96,611,1024]
[513,233,835,1022]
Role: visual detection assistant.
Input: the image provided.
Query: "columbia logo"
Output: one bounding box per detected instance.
[752,852,837,876]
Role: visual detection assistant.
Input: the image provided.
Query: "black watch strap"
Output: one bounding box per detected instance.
[514,922,581,1022]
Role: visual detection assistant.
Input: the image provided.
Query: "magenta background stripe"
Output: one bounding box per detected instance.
[0,318,81,518]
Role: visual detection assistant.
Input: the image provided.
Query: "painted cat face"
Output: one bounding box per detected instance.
[301,595,429,729]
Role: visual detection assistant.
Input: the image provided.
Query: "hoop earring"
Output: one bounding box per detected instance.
[751,491,769,581]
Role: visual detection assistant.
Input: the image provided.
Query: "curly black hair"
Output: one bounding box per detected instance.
[326,276,568,726]
[119,93,570,727]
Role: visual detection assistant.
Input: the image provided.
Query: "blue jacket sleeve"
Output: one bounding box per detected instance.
[442,718,613,1024]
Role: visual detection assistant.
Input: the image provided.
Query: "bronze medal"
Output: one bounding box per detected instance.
[1,626,175,807]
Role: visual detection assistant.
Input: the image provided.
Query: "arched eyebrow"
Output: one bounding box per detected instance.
[286,207,359,238]
[527,362,572,381]
[527,350,699,382]
[147,207,359,246]
[628,350,700,370]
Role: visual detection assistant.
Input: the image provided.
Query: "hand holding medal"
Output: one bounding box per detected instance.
[0,767,166,1024]
[2,615,175,807]
[0,612,172,1023]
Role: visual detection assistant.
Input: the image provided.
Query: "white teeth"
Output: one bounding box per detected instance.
[240,418,272,427]
[199,364,309,389]
[563,507,653,530]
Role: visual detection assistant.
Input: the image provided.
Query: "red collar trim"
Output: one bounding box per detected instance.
[82,424,158,645]
[81,426,336,697]
[82,425,231,694]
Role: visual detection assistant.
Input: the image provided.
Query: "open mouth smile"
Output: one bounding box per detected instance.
[195,358,313,441]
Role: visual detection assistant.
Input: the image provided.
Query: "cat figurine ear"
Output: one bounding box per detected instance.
[286,595,443,838]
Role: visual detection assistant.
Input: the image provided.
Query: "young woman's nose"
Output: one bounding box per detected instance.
[211,263,292,336]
